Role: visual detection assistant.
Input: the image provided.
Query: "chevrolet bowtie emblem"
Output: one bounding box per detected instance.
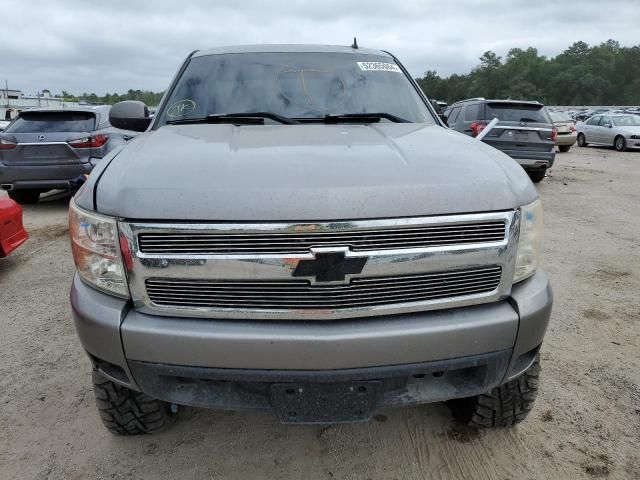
[293,249,367,284]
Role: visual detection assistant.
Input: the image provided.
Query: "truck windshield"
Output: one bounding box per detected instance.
[156,52,434,126]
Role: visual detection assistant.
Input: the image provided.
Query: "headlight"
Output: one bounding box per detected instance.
[514,199,543,283]
[69,200,129,298]
[630,135,640,140]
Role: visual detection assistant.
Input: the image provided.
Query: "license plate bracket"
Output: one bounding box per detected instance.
[271,381,380,424]
[508,129,529,138]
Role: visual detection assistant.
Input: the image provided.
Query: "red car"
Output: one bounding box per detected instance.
[0,197,28,257]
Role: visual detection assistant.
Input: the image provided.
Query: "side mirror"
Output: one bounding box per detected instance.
[607,124,613,128]
[438,113,448,126]
[109,101,152,132]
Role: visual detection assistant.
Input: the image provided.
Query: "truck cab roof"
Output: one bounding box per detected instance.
[194,44,392,58]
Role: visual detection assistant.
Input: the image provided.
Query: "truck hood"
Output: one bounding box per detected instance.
[92,123,537,221]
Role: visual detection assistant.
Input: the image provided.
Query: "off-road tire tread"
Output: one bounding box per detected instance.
[92,371,168,435]
[454,357,540,428]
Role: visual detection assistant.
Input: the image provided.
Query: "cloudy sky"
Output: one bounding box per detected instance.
[2,0,639,96]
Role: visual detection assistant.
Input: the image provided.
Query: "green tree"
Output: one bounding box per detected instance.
[415,39,640,106]
[472,51,502,98]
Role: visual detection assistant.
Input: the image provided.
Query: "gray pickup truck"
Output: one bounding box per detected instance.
[69,44,552,435]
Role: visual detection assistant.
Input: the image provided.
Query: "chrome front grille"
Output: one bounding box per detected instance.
[146,266,502,310]
[138,221,506,254]
[120,211,519,320]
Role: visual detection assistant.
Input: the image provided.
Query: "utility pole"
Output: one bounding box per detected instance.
[3,80,8,120]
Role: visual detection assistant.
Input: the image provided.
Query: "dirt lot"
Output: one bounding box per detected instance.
[1,146,639,480]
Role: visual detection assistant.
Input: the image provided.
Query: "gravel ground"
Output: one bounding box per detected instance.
[0,146,639,479]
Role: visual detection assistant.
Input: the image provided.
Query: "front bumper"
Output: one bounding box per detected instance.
[0,162,93,190]
[71,269,552,419]
[128,350,514,423]
[626,136,640,149]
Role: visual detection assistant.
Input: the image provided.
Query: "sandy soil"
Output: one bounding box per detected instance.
[0,146,639,480]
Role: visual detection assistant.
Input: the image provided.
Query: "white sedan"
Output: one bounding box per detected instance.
[577,114,640,151]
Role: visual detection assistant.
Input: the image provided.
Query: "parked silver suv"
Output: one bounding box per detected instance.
[0,106,136,203]
[69,44,552,434]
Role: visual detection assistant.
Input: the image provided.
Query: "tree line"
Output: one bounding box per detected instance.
[58,89,164,107]
[416,40,640,106]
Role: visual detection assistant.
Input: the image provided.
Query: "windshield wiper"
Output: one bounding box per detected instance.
[322,113,410,124]
[166,112,298,125]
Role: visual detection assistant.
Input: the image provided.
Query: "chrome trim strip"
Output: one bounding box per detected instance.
[16,142,71,146]
[128,212,512,235]
[136,220,507,254]
[145,266,503,309]
[119,211,519,320]
[494,126,552,132]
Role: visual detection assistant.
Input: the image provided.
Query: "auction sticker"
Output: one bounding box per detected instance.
[167,99,196,117]
[357,62,402,73]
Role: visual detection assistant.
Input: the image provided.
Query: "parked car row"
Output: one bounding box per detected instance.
[547,106,640,151]
[557,107,640,122]
[442,99,640,182]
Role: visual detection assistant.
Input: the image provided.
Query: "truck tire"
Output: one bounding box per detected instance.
[528,169,546,183]
[450,356,540,428]
[92,371,169,435]
[8,190,40,204]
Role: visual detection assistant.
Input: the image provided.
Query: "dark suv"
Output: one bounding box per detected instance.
[0,106,136,204]
[444,99,556,182]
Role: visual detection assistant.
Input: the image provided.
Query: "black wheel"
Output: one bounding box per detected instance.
[614,135,627,152]
[92,371,170,435]
[577,133,587,147]
[528,169,547,183]
[450,356,540,428]
[8,189,40,204]
[558,145,571,153]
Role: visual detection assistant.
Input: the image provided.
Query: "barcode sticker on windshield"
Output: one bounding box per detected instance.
[357,62,402,73]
